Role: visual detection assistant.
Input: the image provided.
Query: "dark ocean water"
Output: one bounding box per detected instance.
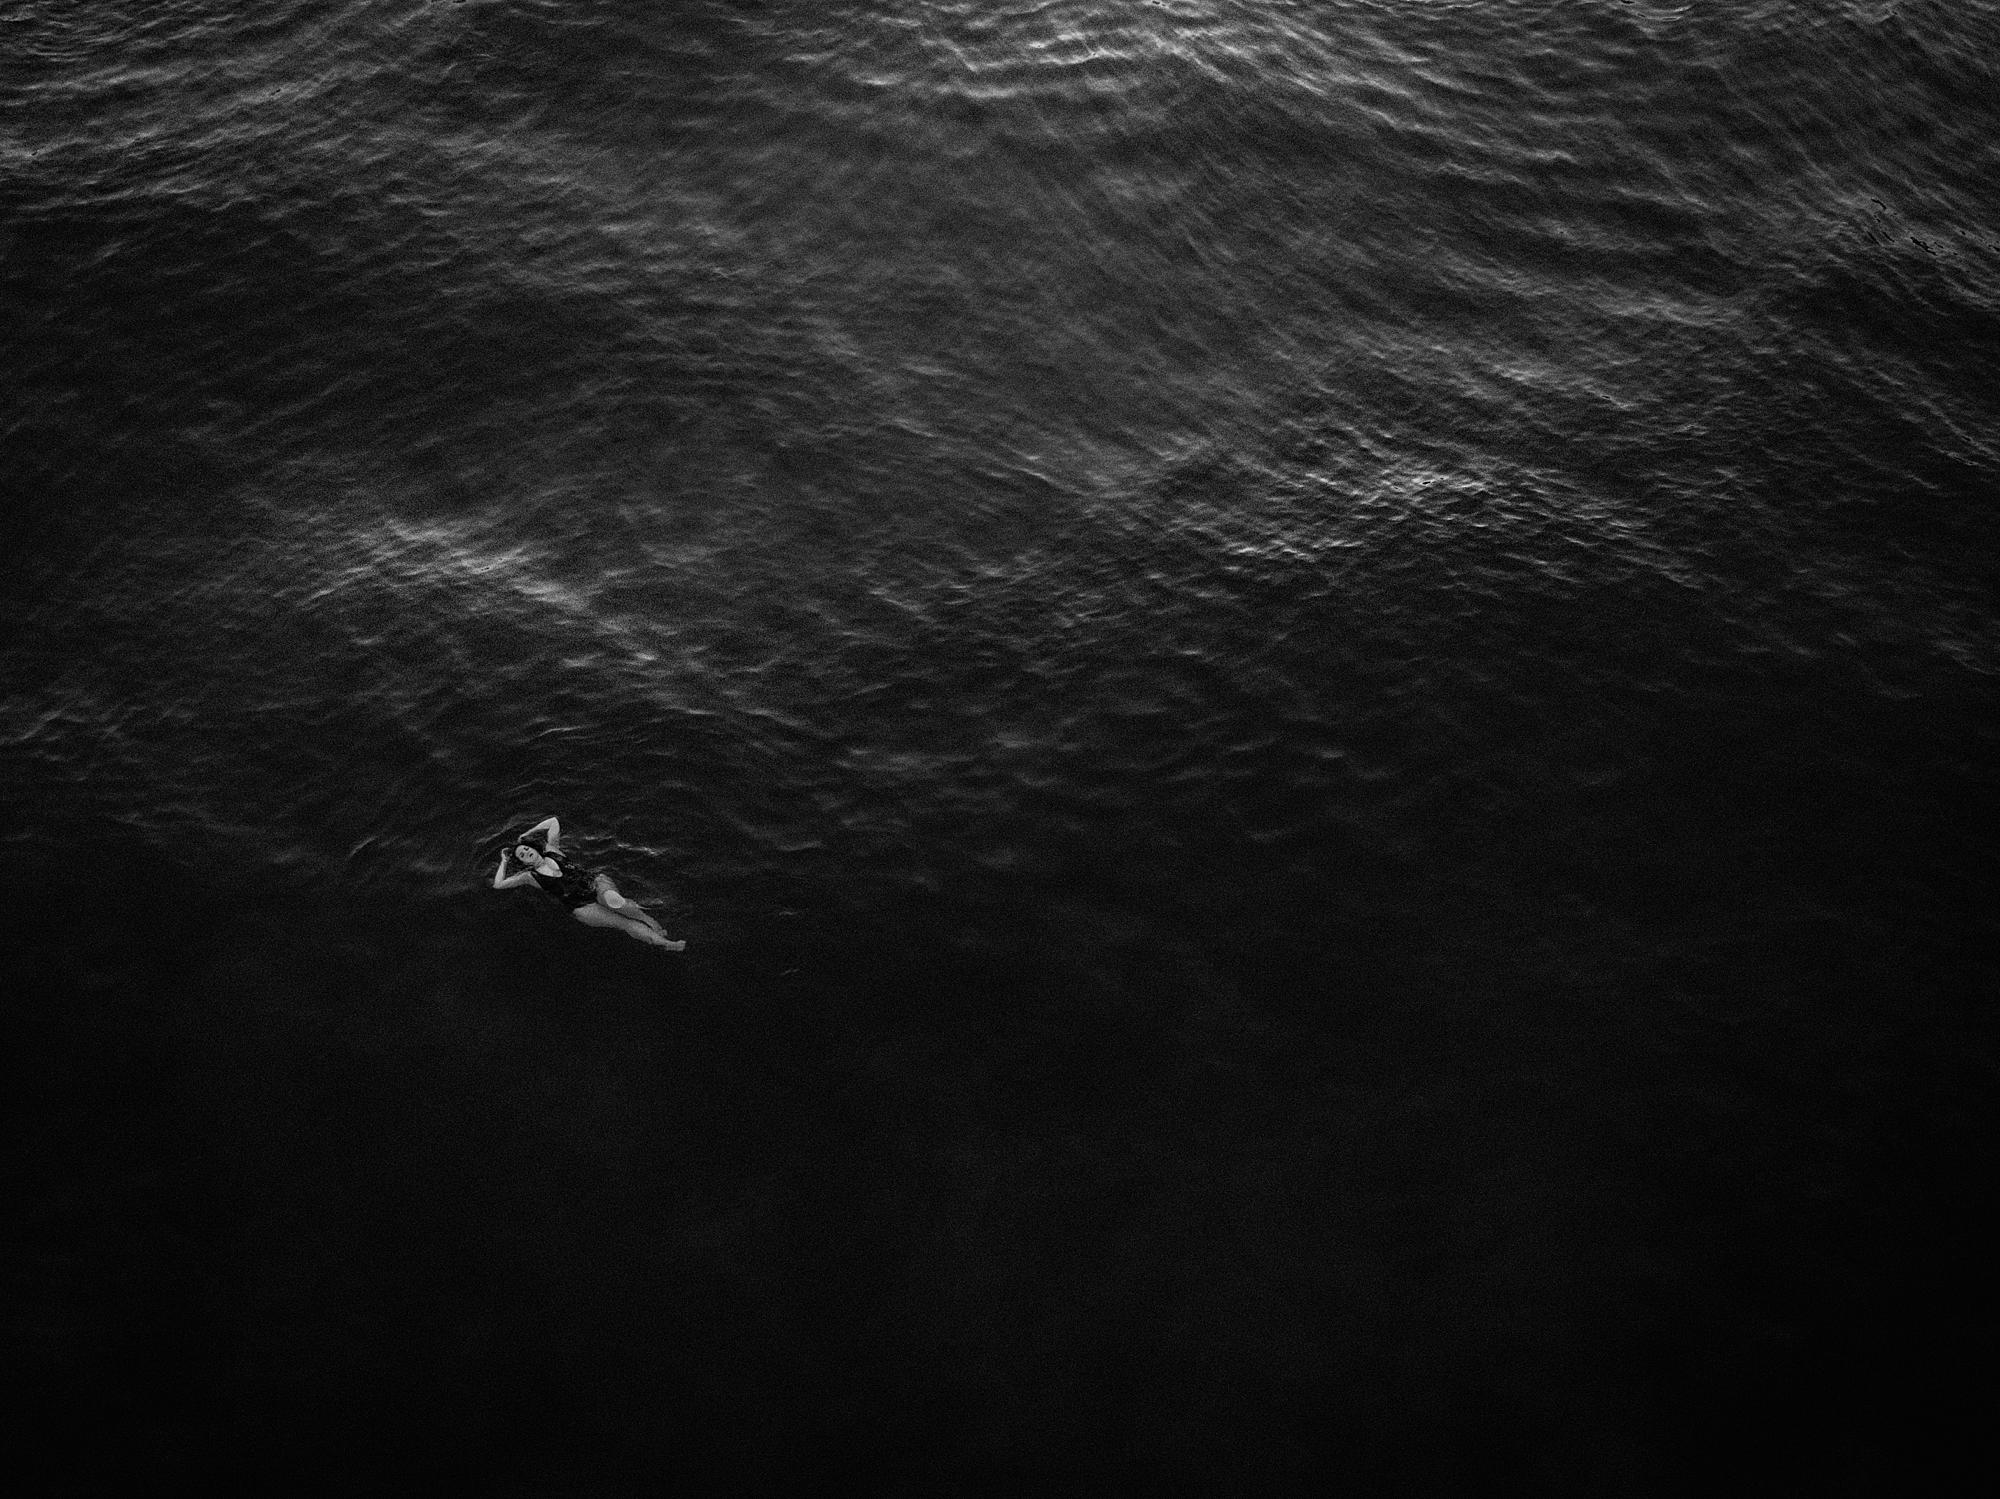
[5,0,1997,1491]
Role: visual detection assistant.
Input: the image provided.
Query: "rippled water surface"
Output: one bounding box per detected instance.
[6,1,1997,1490]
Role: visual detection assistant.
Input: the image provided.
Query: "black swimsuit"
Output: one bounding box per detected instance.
[528,850,600,910]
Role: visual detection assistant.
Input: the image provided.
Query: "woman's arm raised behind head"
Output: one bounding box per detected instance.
[493,852,538,890]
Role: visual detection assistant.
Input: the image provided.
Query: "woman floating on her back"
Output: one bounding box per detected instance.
[492,817,685,951]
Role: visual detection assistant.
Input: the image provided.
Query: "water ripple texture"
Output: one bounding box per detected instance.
[3,0,1996,915]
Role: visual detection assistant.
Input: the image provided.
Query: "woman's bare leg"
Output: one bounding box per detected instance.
[593,875,667,935]
[574,902,682,949]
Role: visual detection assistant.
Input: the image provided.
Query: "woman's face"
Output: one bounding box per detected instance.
[514,845,543,868]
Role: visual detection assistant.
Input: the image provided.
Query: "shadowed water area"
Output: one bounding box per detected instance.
[5,0,1997,1491]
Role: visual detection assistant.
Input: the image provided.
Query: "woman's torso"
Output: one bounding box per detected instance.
[530,850,598,909]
